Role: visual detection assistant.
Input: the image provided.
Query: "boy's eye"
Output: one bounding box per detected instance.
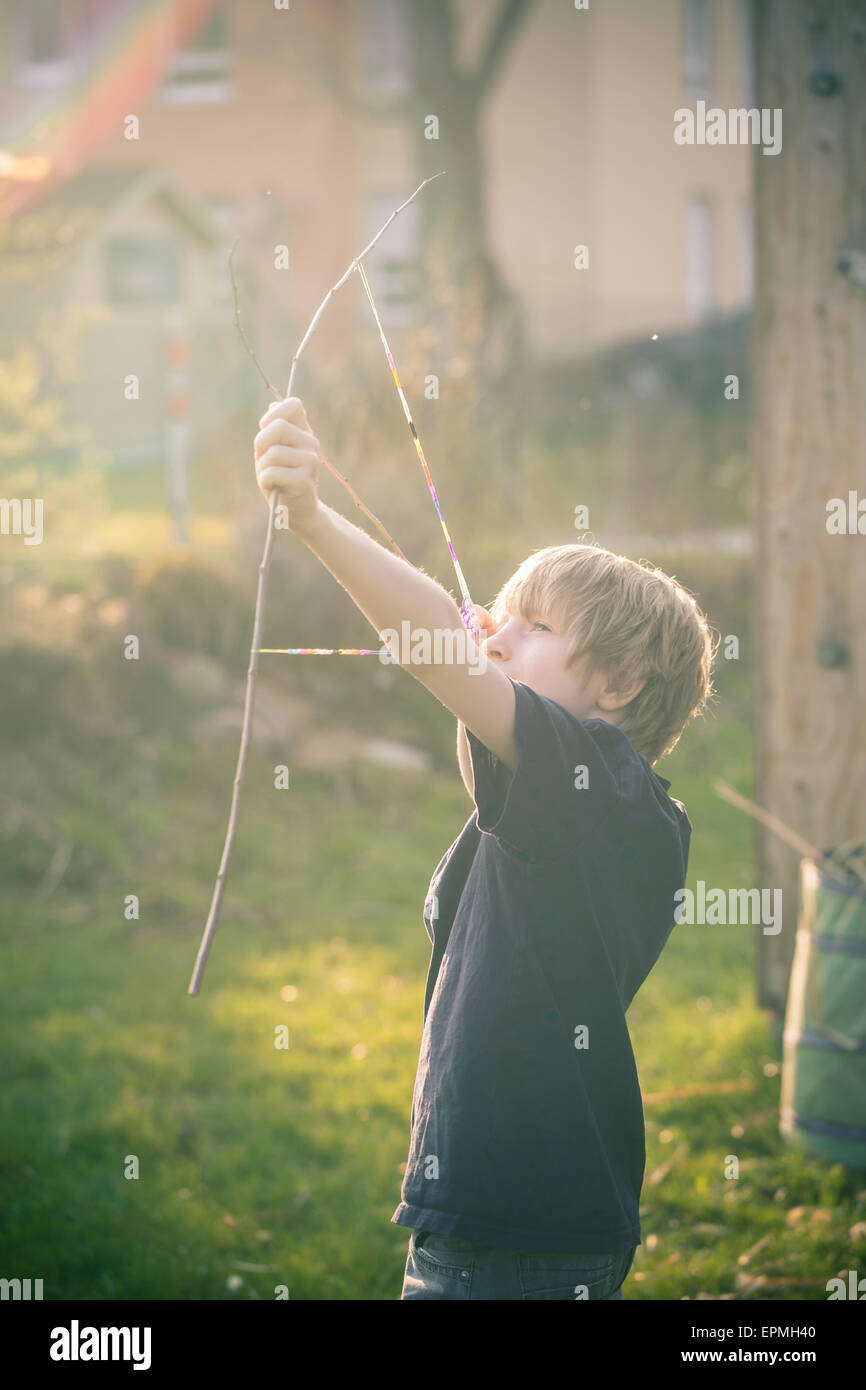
[530,621,550,632]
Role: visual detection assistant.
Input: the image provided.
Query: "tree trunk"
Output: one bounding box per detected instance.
[753,0,866,1013]
[406,1,531,505]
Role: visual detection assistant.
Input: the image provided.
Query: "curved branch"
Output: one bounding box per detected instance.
[188,174,444,996]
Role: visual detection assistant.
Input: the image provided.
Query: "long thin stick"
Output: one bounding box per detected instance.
[188,174,444,996]
[228,237,275,397]
[713,779,821,860]
[714,780,866,896]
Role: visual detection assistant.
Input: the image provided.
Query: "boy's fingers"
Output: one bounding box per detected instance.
[257,464,301,495]
[258,467,289,492]
[256,445,317,475]
[254,417,312,460]
[472,604,495,632]
[259,400,281,426]
[259,396,308,428]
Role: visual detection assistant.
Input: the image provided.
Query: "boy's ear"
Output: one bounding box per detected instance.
[597,672,647,712]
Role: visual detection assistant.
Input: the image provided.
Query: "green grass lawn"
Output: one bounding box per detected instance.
[1,656,865,1300]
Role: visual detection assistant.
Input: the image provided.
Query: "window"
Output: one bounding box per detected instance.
[17,0,74,87]
[105,238,183,307]
[359,0,411,101]
[685,196,713,322]
[160,3,234,105]
[358,192,421,328]
[683,0,712,99]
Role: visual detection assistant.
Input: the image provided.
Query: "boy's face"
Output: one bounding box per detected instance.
[484,604,615,723]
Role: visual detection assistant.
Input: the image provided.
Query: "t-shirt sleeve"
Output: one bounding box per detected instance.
[464,678,630,862]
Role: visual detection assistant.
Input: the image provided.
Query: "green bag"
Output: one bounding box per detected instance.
[780,850,866,1170]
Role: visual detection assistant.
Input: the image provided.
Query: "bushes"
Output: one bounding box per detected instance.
[0,552,256,894]
[0,639,146,889]
[133,552,253,672]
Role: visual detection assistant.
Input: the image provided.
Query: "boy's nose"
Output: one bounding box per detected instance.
[486,635,511,664]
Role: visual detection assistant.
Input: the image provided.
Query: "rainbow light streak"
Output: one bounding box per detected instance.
[1,0,220,221]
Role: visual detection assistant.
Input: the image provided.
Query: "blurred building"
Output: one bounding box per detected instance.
[0,165,222,464]
[479,0,755,354]
[0,0,754,461]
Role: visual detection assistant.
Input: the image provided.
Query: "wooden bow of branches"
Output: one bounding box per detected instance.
[187,174,444,997]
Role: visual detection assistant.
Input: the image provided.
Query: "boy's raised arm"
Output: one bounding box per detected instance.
[296,502,518,771]
[253,396,517,768]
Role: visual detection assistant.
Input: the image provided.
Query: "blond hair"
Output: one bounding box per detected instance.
[489,542,718,764]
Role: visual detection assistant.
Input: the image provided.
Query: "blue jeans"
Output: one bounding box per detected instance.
[401,1229,637,1300]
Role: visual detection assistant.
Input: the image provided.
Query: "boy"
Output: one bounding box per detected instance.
[254,396,716,1300]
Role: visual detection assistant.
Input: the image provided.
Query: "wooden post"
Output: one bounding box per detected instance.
[753,1,866,1014]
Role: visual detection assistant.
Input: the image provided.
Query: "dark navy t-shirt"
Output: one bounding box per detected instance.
[391,677,691,1255]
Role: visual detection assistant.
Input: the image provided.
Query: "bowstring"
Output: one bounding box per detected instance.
[355,259,480,645]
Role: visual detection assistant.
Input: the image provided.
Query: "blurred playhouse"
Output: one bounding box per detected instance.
[0,164,224,469]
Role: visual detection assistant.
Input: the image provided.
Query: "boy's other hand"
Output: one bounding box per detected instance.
[254,396,321,531]
[471,604,498,640]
